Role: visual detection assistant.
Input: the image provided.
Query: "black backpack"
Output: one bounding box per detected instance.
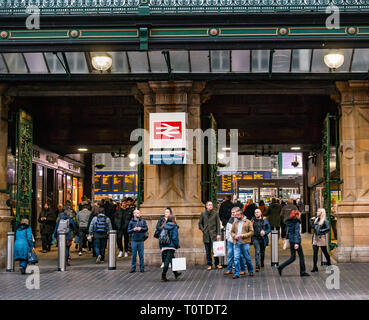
[159,228,171,246]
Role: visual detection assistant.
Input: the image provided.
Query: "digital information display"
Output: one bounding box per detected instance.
[95,172,137,195]
[102,174,113,193]
[94,174,102,193]
[280,153,303,175]
[114,174,124,193]
[124,174,135,193]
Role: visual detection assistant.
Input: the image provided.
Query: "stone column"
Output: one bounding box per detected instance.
[136,81,207,265]
[335,80,369,262]
[0,93,13,268]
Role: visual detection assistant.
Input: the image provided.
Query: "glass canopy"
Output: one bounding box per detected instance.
[0,49,368,76]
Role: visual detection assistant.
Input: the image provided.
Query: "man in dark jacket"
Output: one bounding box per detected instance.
[244,199,257,221]
[219,195,234,228]
[251,209,271,271]
[38,203,57,252]
[280,199,298,238]
[265,198,282,231]
[199,201,222,270]
[127,209,148,273]
[115,199,132,258]
[233,198,244,211]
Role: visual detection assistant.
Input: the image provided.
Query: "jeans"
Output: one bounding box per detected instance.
[41,233,52,251]
[204,241,219,267]
[234,242,254,276]
[253,238,265,269]
[78,227,88,252]
[313,245,331,268]
[279,242,306,274]
[131,240,144,271]
[162,249,179,276]
[227,241,245,272]
[94,237,107,260]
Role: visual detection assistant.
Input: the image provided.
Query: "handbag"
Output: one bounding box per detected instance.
[172,250,186,271]
[283,228,290,250]
[27,251,38,264]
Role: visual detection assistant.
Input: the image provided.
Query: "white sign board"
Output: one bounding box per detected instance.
[149,112,187,150]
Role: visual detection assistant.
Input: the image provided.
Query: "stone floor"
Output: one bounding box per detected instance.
[1,234,368,300]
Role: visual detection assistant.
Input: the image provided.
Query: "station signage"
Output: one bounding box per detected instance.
[149,112,187,164]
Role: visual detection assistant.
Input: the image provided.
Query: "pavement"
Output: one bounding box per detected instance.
[1,233,368,300]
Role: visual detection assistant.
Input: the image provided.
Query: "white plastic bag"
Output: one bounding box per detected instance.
[172,257,186,271]
[213,241,226,257]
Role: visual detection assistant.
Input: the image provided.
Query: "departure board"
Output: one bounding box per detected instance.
[221,174,232,192]
[94,174,102,193]
[102,174,113,193]
[113,174,124,192]
[217,171,272,193]
[124,174,135,193]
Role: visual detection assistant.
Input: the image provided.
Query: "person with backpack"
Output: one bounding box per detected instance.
[14,218,35,274]
[88,207,112,263]
[127,209,148,273]
[154,207,172,268]
[53,209,76,266]
[160,214,182,282]
[251,209,271,271]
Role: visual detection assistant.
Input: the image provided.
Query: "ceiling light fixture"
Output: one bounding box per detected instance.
[91,52,112,71]
[324,52,344,70]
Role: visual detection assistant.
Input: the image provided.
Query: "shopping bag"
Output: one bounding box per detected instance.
[27,251,38,264]
[283,239,290,250]
[213,241,226,257]
[172,257,186,271]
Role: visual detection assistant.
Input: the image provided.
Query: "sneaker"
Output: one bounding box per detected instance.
[78,252,82,256]
[160,263,164,268]
[124,252,128,257]
[118,251,124,258]
[96,255,101,264]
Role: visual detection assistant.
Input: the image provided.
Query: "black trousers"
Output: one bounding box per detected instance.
[78,227,88,252]
[162,249,179,276]
[123,230,130,253]
[117,231,123,252]
[41,233,52,251]
[313,245,331,267]
[279,242,306,275]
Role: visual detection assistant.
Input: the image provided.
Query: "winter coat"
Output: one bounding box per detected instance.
[244,203,257,221]
[234,201,244,211]
[310,218,330,247]
[219,200,234,227]
[78,201,92,212]
[251,217,271,247]
[127,217,148,242]
[38,208,57,234]
[122,208,133,231]
[89,213,113,239]
[285,218,301,244]
[161,222,180,250]
[281,204,298,223]
[265,203,282,228]
[154,216,167,239]
[77,209,91,228]
[198,209,220,243]
[53,214,76,240]
[231,217,254,245]
[14,224,34,261]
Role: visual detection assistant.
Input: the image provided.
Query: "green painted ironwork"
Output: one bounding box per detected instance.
[15,109,33,226]
[1,0,369,15]
[139,27,149,50]
[322,113,341,251]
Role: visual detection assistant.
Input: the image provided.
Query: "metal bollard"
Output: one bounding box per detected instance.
[6,232,15,272]
[58,232,67,271]
[271,229,279,267]
[108,230,117,270]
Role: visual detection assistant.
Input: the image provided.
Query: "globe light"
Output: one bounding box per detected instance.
[324,52,344,70]
[129,161,136,167]
[217,152,225,160]
[128,153,136,160]
[91,53,112,71]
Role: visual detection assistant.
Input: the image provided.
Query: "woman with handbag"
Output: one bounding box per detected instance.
[154,207,172,268]
[310,208,331,272]
[278,210,310,277]
[14,218,36,274]
[160,214,182,282]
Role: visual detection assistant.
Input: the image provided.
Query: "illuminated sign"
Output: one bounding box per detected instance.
[94,172,137,195]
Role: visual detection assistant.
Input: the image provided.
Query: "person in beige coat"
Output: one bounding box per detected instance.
[230,210,254,278]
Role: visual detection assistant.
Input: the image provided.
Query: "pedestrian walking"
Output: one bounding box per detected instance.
[160,214,182,282]
[76,203,91,256]
[280,199,298,238]
[258,200,268,217]
[87,202,99,256]
[231,209,254,278]
[310,208,331,272]
[224,207,246,276]
[14,219,35,274]
[127,209,148,273]
[154,207,172,268]
[120,199,133,257]
[53,209,76,266]
[88,208,112,264]
[278,210,310,277]
[198,201,222,270]
[251,209,271,271]
[38,202,57,253]
[265,198,282,235]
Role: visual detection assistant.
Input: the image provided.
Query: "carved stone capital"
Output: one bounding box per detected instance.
[336,81,369,105]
